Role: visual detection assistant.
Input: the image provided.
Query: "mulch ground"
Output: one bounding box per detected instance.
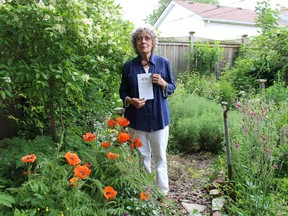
[166,152,217,215]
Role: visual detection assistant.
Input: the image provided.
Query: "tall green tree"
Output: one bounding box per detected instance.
[0,0,134,140]
[145,0,219,25]
[255,0,280,34]
[222,0,288,91]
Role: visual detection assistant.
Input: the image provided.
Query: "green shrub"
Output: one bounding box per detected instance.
[185,41,224,76]
[0,0,134,140]
[169,94,226,153]
[260,80,288,105]
[177,72,238,107]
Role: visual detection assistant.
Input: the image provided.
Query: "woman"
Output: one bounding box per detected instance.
[119,25,176,195]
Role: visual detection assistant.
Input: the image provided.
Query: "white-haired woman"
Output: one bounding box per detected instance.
[119,25,176,195]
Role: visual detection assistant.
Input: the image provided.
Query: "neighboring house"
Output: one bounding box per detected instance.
[154,0,261,40]
[279,6,288,26]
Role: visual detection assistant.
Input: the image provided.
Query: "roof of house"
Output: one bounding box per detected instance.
[279,10,288,26]
[173,0,258,23]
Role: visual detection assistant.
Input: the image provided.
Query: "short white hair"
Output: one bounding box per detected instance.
[130,25,158,55]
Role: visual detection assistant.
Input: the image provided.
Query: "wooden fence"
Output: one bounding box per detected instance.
[155,36,245,79]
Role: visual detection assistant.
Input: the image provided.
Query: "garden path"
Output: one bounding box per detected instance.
[166,152,217,215]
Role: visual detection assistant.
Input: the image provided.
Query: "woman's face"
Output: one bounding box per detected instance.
[136,31,153,55]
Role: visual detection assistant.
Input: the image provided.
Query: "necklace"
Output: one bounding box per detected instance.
[141,60,149,67]
[141,61,149,66]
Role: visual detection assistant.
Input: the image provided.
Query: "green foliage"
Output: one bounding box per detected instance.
[169,94,227,153]
[0,122,179,215]
[145,0,171,25]
[221,1,288,93]
[0,0,134,139]
[259,79,288,105]
[220,44,257,92]
[177,72,237,108]
[186,41,224,77]
[255,0,280,34]
[225,99,288,215]
[0,192,15,208]
[277,177,288,201]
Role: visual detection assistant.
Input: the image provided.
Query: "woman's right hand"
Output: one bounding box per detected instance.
[129,97,146,108]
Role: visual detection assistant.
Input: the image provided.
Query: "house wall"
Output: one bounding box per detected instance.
[190,22,261,40]
[156,4,204,38]
[155,4,261,40]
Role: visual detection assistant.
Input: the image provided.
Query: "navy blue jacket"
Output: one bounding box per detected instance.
[119,53,176,132]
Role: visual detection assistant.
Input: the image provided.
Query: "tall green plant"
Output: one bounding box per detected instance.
[0,0,134,140]
[255,0,280,34]
[227,99,287,215]
[186,41,224,78]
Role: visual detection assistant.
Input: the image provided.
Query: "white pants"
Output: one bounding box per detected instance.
[129,126,169,195]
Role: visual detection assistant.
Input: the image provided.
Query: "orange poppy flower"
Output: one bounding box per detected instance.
[22,154,37,163]
[83,132,96,142]
[74,165,91,179]
[133,137,142,148]
[140,191,150,201]
[69,177,80,187]
[116,117,130,127]
[117,132,131,143]
[107,119,117,127]
[101,141,111,148]
[106,152,119,160]
[64,152,81,166]
[103,186,117,199]
[23,170,35,176]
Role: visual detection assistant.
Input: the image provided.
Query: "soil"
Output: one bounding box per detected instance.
[166,152,217,215]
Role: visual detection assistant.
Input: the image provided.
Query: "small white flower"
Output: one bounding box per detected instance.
[82,74,89,82]
[83,18,93,26]
[48,4,55,12]
[43,14,50,21]
[2,77,11,83]
[239,91,246,96]
[52,24,65,34]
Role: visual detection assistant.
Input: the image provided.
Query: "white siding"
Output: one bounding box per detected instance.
[155,4,261,40]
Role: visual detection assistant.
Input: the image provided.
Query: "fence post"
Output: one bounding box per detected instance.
[241,34,248,46]
[188,31,195,72]
[256,79,267,90]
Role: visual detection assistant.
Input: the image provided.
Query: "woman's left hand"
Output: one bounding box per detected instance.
[151,74,167,89]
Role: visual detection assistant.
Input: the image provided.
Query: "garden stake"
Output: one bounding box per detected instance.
[221,101,232,181]
[221,102,236,200]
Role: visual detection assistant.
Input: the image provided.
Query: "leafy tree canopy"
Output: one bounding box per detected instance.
[0,0,134,139]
